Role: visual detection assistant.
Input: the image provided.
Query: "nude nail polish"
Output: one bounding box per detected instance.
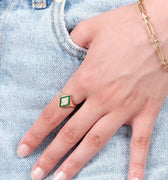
[17,144,31,157]
[31,167,45,180]
[53,171,67,180]
[132,178,139,180]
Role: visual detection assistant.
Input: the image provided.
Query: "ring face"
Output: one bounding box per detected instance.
[59,90,77,108]
[59,95,71,107]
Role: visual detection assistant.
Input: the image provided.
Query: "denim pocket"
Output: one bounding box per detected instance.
[51,0,88,60]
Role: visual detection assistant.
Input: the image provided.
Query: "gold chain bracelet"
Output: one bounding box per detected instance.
[137,0,168,71]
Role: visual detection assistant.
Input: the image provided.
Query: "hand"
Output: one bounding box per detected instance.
[17,1,168,180]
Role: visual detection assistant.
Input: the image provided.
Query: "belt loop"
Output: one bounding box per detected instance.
[32,0,48,9]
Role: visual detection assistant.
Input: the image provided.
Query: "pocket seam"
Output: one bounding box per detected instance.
[51,0,87,60]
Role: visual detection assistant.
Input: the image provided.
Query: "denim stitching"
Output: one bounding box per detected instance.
[0,0,13,69]
[51,0,86,60]
[52,0,86,58]
[58,1,87,54]
[0,0,7,16]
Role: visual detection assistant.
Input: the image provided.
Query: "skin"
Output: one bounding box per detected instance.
[17,1,168,180]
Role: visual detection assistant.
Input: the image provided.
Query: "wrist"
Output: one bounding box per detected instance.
[135,0,168,75]
[145,0,168,80]
[145,0,168,59]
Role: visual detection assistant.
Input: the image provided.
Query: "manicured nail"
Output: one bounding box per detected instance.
[132,178,139,180]
[53,171,67,180]
[17,144,31,157]
[31,167,45,180]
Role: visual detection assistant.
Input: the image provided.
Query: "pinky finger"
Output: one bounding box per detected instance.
[128,102,161,180]
[52,111,125,180]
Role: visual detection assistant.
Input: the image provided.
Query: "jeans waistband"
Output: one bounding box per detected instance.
[32,0,47,9]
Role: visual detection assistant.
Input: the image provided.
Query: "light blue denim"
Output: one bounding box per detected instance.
[0,0,168,179]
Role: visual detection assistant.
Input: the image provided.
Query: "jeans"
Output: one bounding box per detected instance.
[0,0,168,179]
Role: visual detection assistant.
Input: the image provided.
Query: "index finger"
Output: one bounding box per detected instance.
[17,69,86,158]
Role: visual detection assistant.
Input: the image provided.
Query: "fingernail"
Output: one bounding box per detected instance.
[132,178,139,180]
[31,167,45,180]
[53,171,67,180]
[17,144,31,157]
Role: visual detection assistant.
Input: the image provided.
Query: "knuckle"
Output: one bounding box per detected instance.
[130,162,146,170]
[41,153,58,165]
[77,69,95,90]
[41,108,56,126]
[28,130,41,143]
[61,126,78,145]
[86,133,103,149]
[66,159,81,171]
[132,136,150,148]
[75,21,87,31]
[97,93,110,107]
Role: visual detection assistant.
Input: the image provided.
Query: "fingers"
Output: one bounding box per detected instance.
[51,111,126,180]
[128,121,153,180]
[69,21,94,50]
[30,97,105,180]
[128,99,161,180]
[17,67,87,158]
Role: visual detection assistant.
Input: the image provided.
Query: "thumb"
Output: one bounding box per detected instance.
[69,21,93,50]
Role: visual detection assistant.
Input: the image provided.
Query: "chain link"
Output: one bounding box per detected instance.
[137,0,168,71]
